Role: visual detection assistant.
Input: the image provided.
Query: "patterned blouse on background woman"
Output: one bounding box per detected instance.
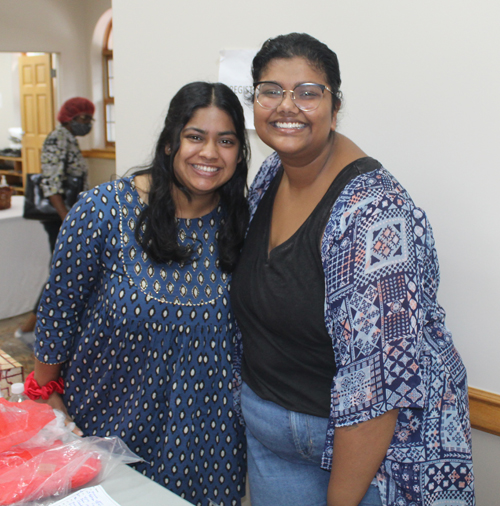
[40,124,88,198]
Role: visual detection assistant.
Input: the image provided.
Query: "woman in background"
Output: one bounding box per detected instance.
[15,97,94,343]
[28,82,249,506]
[231,33,474,506]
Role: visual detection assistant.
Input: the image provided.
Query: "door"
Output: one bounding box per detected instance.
[18,53,55,183]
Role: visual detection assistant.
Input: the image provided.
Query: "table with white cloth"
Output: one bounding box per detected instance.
[0,195,51,319]
[101,465,192,506]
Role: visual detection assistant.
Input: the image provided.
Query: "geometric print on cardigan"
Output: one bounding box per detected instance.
[333,353,384,415]
[440,343,468,385]
[356,212,417,288]
[348,284,381,358]
[387,445,426,464]
[325,237,355,295]
[392,407,424,449]
[425,416,442,462]
[332,302,352,360]
[365,216,409,274]
[380,273,412,341]
[424,493,473,506]
[424,460,474,496]
[385,461,421,503]
[384,335,423,408]
[441,405,469,453]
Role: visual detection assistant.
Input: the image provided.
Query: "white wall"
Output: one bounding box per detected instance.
[113,0,500,393]
[0,53,20,148]
[0,0,111,104]
[113,0,500,501]
[87,156,117,188]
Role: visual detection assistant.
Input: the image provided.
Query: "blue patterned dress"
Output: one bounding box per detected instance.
[233,153,474,506]
[34,177,246,506]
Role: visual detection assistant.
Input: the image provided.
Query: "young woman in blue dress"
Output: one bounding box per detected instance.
[231,33,474,506]
[28,82,250,506]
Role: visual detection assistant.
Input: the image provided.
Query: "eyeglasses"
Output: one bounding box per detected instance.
[254,82,334,112]
[74,114,95,124]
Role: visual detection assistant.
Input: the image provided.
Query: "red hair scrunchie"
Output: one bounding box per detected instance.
[24,371,65,401]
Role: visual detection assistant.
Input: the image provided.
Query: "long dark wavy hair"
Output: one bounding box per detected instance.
[135,82,250,273]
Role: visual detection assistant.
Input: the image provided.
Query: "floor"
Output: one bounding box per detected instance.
[0,312,35,377]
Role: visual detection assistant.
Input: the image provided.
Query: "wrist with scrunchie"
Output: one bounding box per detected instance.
[24,371,65,401]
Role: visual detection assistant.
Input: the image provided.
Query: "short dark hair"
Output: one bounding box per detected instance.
[135,82,250,273]
[252,33,342,111]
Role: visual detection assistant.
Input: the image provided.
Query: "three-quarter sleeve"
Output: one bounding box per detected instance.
[320,172,430,466]
[34,187,111,364]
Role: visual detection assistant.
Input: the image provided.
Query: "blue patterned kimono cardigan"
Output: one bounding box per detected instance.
[233,152,475,506]
[35,177,246,506]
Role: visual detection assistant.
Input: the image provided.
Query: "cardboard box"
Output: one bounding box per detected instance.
[0,348,24,398]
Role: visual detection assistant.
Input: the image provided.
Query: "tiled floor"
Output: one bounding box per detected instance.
[0,312,35,376]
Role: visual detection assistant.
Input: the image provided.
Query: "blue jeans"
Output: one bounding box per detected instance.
[241,382,382,506]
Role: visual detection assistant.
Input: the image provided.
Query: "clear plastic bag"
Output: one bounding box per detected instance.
[0,399,55,453]
[0,399,142,505]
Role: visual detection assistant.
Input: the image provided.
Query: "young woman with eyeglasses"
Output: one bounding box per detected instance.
[231,33,475,506]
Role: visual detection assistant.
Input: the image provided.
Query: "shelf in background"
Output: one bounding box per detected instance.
[0,169,22,176]
[0,155,22,171]
[81,148,115,160]
[0,156,24,194]
[0,156,22,162]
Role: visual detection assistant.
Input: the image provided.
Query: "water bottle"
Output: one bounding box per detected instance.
[9,383,28,402]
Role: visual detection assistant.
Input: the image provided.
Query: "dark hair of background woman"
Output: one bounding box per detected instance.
[135,82,250,273]
[252,33,343,112]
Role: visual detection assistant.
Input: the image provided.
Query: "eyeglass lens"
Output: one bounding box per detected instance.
[76,115,94,123]
[256,83,325,111]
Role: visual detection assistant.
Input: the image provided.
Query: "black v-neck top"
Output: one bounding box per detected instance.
[231,157,380,417]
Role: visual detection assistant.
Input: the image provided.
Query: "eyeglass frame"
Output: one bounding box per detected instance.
[73,114,95,124]
[253,81,334,111]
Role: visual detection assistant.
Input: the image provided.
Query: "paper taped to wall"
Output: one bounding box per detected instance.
[218,49,258,130]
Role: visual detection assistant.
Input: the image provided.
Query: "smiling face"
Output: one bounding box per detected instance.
[171,105,240,201]
[253,57,337,163]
